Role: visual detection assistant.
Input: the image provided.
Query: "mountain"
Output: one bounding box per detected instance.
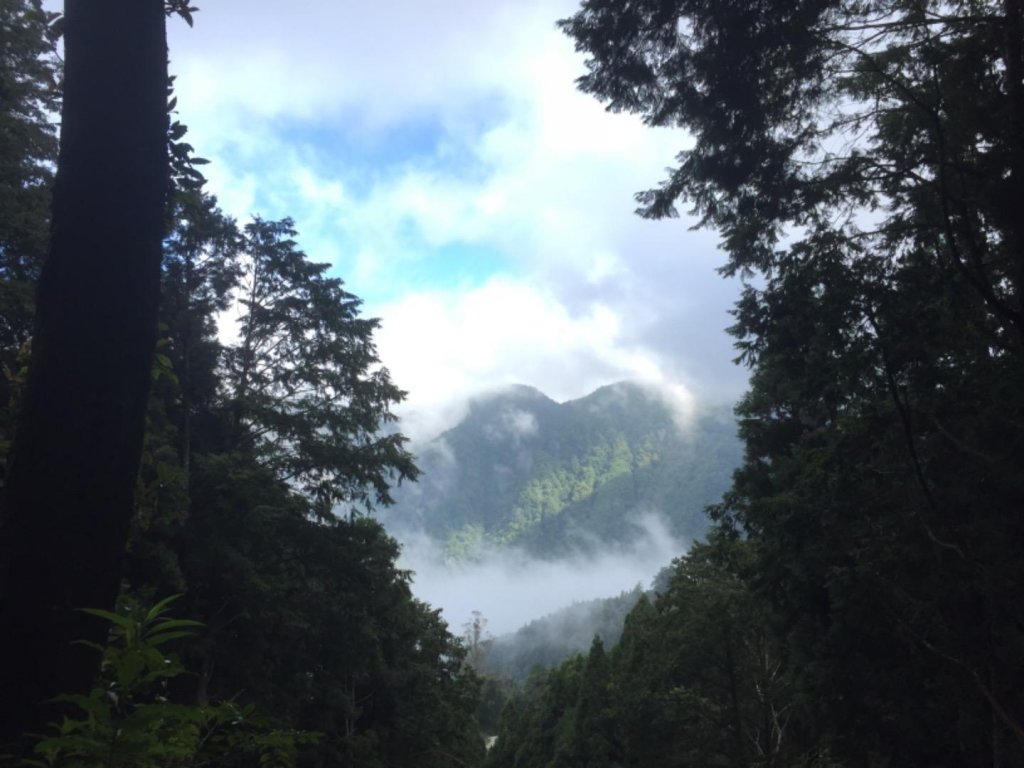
[383,382,741,558]
[482,586,647,681]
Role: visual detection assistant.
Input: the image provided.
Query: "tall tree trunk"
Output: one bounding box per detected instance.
[723,634,746,768]
[0,0,167,751]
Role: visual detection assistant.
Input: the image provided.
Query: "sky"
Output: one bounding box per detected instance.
[158,0,749,442]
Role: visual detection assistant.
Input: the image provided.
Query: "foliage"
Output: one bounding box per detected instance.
[484,587,644,682]
[0,0,58,289]
[0,0,60,478]
[0,3,483,766]
[113,167,480,768]
[486,538,804,768]
[23,596,314,768]
[226,217,416,516]
[119,201,483,766]
[559,0,1024,764]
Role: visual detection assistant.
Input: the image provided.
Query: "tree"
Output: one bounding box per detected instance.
[0,0,60,471]
[0,0,168,748]
[114,195,482,767]
[561,0,1024,763]
[486,538,802,768]
[561,0,1024,337]
[225,217,416,516]
[485,657,587,768]
[160,191,242,486]
[463,610,493,670]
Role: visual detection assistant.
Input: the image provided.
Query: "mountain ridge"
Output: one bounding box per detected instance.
[384,381,741,558]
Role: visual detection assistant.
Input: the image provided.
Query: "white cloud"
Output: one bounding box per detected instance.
[372,275,697,441]
[504,409,539,438]
[164,0,748,442]
[395,513,686,636]
[169,0,572,127]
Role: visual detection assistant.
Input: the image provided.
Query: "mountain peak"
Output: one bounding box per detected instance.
[385,381,742,558]
[469,384,555,408]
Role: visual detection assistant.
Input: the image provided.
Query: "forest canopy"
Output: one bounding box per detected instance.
[517,0,1024,764]
[0,2,481,765]
[2,0,1023,766]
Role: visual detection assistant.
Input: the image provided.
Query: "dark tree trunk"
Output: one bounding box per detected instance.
[0,0,167,751]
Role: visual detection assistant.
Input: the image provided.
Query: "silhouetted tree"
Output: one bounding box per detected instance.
[0,0,168,748]
[560,0,1024,763]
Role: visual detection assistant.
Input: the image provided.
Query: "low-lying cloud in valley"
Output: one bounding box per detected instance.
[392,513,686,636]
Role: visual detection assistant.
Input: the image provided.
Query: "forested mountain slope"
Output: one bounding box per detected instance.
[384,382,741,557]
[482,585,647,681]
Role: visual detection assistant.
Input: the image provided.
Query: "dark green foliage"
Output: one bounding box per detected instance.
[487,538,803,768]
[387,383,741,557]
[0,4,479,764]
[486,656,586,768]
[0,0,59,471]
[227,217,417,516]
[122,201,481,767]
[477,676,517,738]
[168,463,482,766]
[22,596,314,768]
[484,587,644,682]
[559,0,1024,764]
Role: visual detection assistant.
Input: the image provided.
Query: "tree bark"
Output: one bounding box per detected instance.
[0,0,166,751]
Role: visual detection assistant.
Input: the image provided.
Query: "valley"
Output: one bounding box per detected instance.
[380,381,742,656]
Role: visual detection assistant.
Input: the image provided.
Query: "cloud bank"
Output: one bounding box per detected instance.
[394,514,685,636]
[156,0,748,440]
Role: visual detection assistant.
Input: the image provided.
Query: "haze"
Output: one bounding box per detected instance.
[393,513,684,636]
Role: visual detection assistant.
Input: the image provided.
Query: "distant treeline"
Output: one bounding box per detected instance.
[483,586,647,682]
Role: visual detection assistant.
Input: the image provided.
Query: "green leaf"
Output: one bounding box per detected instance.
[72,639,106,653]
[144,630,199,646]
[117,651,146,689]
[147,618,204,635]
[144,594,182,623]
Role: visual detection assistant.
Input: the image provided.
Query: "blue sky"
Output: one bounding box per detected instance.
[162,0,748,440]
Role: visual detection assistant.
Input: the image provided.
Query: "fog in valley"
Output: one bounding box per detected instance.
[390,513,685,636]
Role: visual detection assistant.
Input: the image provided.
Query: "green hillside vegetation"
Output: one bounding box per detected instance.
[485,536,796,768]
[482,586,646,682]
[386,383,741,557]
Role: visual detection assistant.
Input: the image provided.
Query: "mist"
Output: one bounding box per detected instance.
[391,513,687,636]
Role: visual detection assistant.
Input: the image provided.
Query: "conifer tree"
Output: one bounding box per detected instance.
[560,0,1024,762]
[0,0,60,468]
